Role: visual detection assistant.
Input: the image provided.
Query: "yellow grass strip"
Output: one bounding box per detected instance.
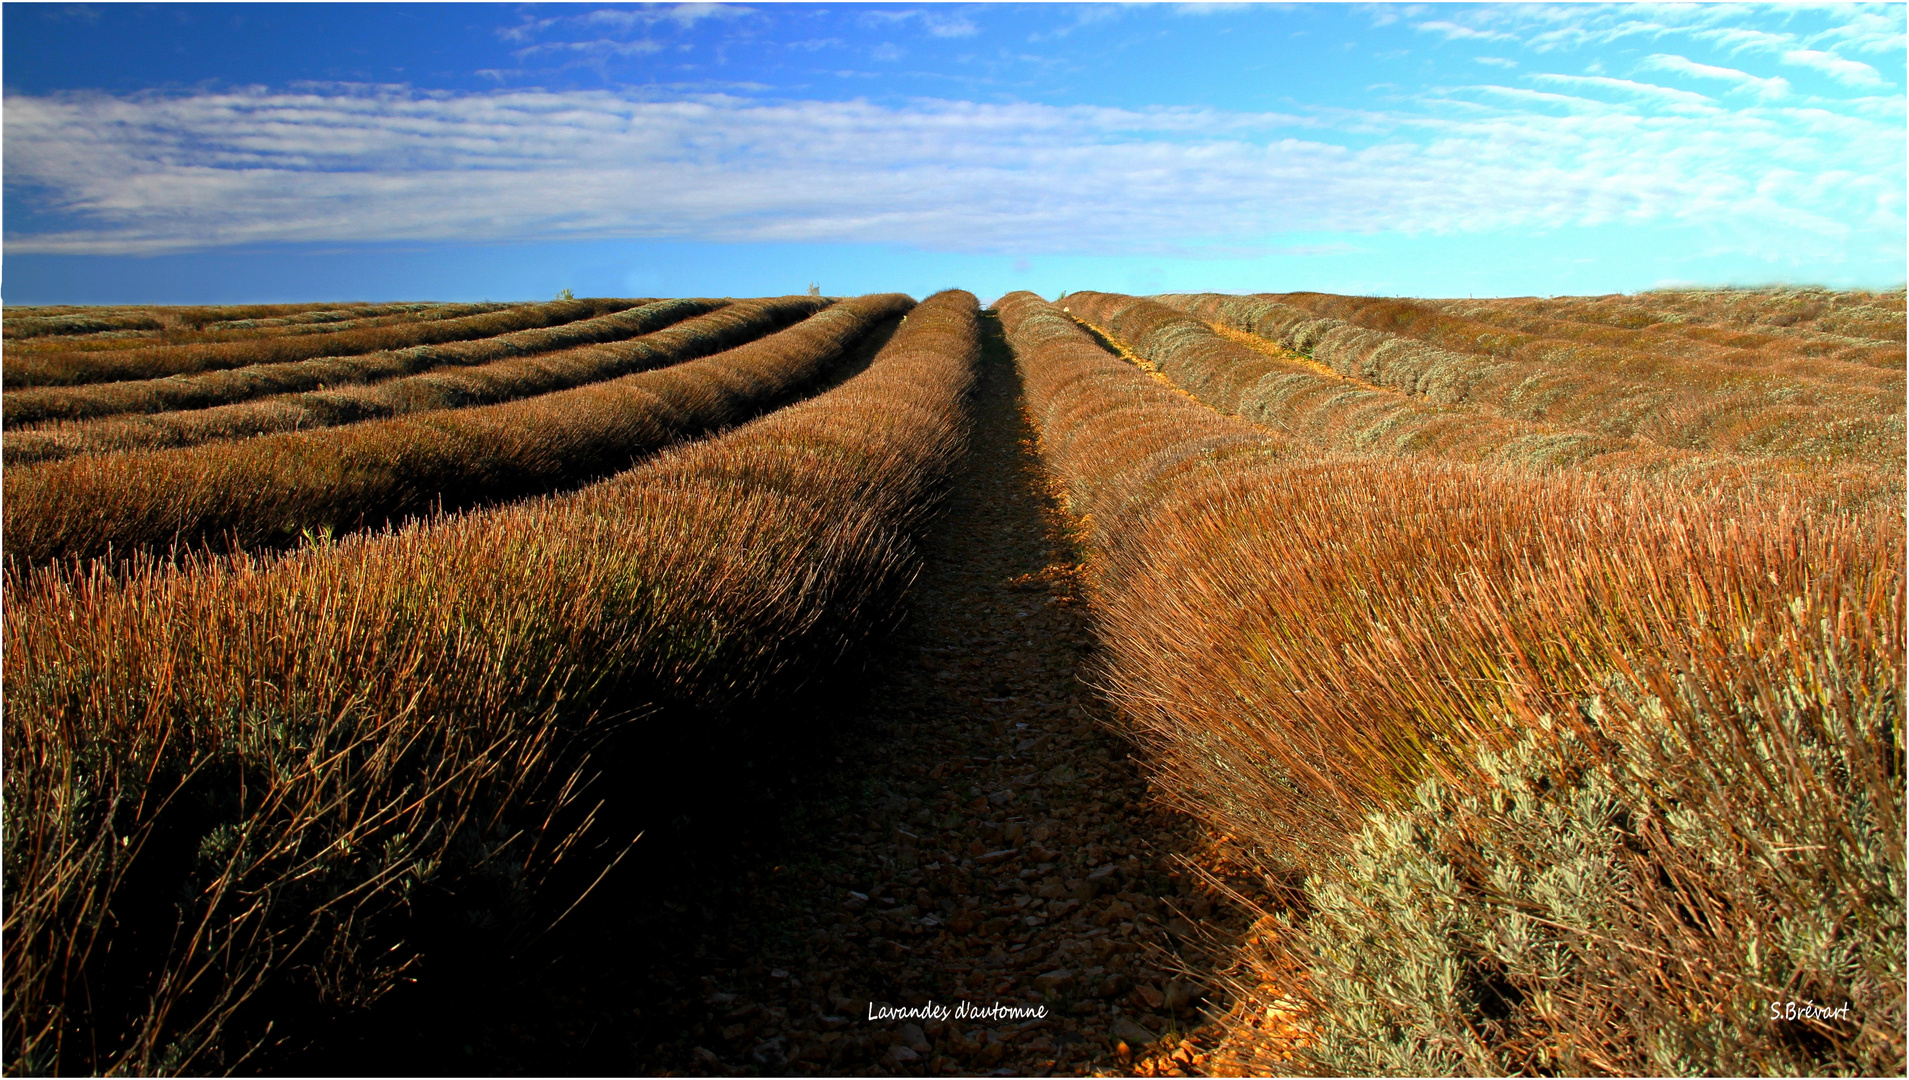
[1206,319,1376,385]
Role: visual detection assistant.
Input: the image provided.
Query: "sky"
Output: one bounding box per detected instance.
[3,2,1904,304]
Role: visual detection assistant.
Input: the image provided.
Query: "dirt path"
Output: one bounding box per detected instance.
[599,314,1247,1076]
[297,313,1245,1076]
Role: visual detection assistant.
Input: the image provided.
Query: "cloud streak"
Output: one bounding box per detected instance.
[1529,73,1716,109]
[1414,20,1516,43]
[1398,2,1904,78]
[1642,54,1791,98]
[1782,48,1890,88]
[4,82,1901,257]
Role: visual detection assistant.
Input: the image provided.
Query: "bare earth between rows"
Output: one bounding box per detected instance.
[295,317,1251,1076]
[597,318,1253,1076]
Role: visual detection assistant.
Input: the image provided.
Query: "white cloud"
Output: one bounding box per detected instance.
[924,14,978,38]
[1174,3,1253,15]
[578,5,753,31]
[1524,19,1674,53]
[1025,4,1124,41]
[1414,20,1516,43]
[1387,6,1899,100]
[1422,3,1903,76]
[497,16,563,45]
[3,84,1899,259]
[857,8,978,38]
[1809,11,1907,55]
[1693,26,1796,55]
[1457,85,1622,115]
[1642,54,1790,98]
[1782,49,1890,88]
[1529,73,1715,110]
[498,5,752,63]
[513,38,666,61]
[1473,56,1518,69]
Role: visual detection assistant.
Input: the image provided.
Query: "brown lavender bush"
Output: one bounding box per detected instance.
[3,294,908,563]
[996,288,1904,1076]
[4,297,827,462]
[2,290,980,1075]
[3,297,635,387]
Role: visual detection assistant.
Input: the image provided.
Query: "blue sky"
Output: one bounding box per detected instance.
[4,2,1904,304]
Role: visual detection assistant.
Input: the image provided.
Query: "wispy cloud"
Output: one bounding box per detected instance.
[1523,20,1674,53]
[1414,20,1516,43]
[5,81,1898,259]
[1530,73,1715,109]
[1403,1,1903,82]
[925,14,977,38]
[498,4,753,65]
[1641,54,1790,98]
[1025,5,1125,42]
[580,4,754,31]
[1782,48,1890,88]
[1174,3,1255,16]
[1459,84,1626,116]
[498,16,563,45]
[858,8,979,39]
[1696,26,1796,55]
[1810,11,1907,55]
[512,38,666,61]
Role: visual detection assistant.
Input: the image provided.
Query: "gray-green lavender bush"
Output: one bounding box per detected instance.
[1299,696,1903,1077]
